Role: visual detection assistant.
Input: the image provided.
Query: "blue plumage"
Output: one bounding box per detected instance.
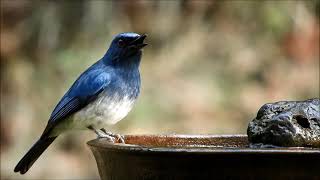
[15,32,147,174]
[45,61,112,135]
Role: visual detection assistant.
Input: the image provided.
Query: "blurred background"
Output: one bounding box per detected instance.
[1,0,319,179]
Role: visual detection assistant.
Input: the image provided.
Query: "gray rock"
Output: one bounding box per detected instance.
[247,98,320,148]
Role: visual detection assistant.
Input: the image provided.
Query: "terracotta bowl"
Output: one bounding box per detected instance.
[87,134,320,180]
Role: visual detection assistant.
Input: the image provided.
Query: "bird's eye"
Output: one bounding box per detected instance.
[118,39,125,47]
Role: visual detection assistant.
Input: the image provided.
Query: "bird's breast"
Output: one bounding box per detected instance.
[71,89,138,129]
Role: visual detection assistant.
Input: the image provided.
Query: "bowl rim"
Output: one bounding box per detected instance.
[87,134,320,154]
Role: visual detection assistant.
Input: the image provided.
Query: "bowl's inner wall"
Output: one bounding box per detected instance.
[122,135,249,148]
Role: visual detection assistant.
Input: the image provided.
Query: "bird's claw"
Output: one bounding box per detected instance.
[114,134,125,143]
[97,133,116,143]
[100,128,125,143]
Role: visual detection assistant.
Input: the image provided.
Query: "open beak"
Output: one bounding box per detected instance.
[129,34,148,49]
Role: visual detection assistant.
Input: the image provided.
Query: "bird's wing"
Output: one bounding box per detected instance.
[41,66,112,137]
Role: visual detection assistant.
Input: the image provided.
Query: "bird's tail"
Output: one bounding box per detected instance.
[14,136,57,174]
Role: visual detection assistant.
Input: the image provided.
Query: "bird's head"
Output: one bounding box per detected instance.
[104,32,147,65]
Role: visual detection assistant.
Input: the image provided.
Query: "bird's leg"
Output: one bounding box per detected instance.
[87,126,115,142]
[100,128,125,143]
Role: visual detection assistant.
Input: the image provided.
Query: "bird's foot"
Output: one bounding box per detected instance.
[88,126,120,143]
[100,128,125,143]
[96,132,116,142]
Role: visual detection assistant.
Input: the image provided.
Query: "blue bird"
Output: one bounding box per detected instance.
[14,32,147,174]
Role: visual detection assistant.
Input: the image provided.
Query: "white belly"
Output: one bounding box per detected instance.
[52,92,136,135]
